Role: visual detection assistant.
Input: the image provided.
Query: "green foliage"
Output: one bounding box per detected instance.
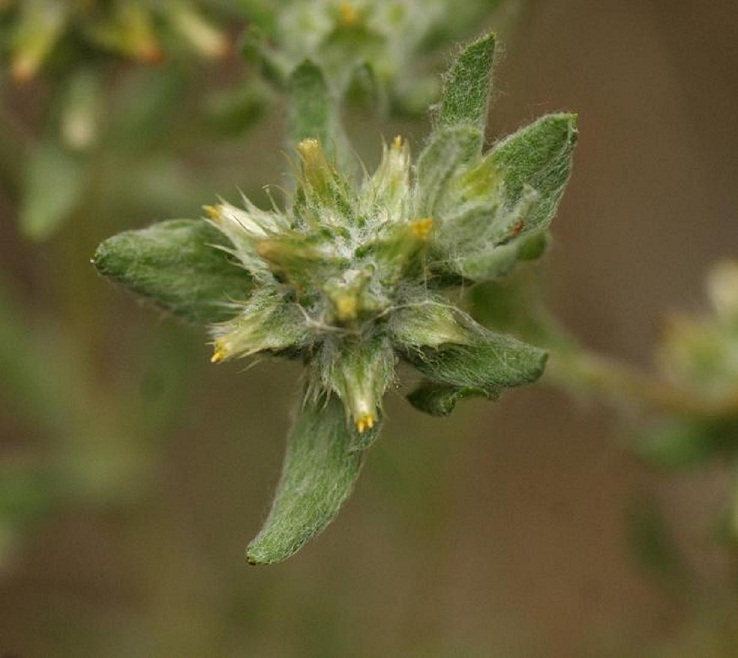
[436,33,495,133]
[406,381,492,416]
[490,113,578,233]
[638,262,738,471]
[244,0,504,115]
[2,0,233,81]
[287,60,335,150]
[93,219,253,325]
[246,393,363,565]
[93,31,578,562]
[402,329,547,392]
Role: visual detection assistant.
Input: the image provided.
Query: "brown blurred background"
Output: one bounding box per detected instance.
[2,0,738,656]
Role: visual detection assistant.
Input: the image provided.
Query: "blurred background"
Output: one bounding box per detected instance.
[2,0,738,656]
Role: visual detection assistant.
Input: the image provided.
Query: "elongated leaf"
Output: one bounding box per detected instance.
[490,113,578,232]
[288,61,333,148]
[246,394,364,565]
[93,219,252,325]
[403,329,547,391]
[437,33,496,133]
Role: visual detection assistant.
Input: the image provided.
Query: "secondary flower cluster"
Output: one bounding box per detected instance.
[1,0,229,81]
[246,0,500,113]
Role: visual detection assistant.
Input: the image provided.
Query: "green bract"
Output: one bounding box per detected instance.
[93,34,577,564]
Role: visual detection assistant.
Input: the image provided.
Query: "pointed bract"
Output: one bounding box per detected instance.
[288,61,334,150]
[490,113,578,232]
[246,394,363,565]
[402,324,547,393]
[436,33,496,134]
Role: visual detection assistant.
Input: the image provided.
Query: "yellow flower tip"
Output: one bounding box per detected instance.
[411,217,433,240]
[297,137,320,158]
[210,341,228,363]
[355,413,375,433]
[392,135,403,150]
[337,2,360,27]
[203,205,220,221]
[297,137,330,174]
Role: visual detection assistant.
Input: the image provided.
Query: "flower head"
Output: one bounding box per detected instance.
[93,34,577,564]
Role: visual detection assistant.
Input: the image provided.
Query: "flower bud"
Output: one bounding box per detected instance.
[318,338,395,432]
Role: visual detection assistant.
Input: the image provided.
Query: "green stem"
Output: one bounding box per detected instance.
[544,341,738,420]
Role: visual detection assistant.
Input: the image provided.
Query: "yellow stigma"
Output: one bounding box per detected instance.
[203,205,220,220]
[210,340,228,363]
[392,135,403,150]
[337,2,359,27]
[411,217,433,240]
[355,413,375,433]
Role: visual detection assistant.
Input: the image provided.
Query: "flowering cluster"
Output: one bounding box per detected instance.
[93,34,577,563]
[246,0,500,112]
[639,262,738,470]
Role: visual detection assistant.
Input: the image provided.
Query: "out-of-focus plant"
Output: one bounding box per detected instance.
[244,0,505,114]
[93,34,578,564]
[637,263,738,472]
[1,0,231,82]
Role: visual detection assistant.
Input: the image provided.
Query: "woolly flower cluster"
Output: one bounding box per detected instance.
[93,33,577,563]
[203,130,555,441]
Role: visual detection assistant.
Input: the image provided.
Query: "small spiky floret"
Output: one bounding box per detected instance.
[206,136,425,429]
[203,130,562,433]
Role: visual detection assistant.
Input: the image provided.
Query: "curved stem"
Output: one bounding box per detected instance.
[544,346,738,418]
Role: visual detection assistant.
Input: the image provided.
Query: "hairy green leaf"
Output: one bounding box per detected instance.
[490,113,578,232]
[246,394,364,565]
[93,219,252,325]
[288,60,333,149]
[403,328,547,392]
[437,33,496,133]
